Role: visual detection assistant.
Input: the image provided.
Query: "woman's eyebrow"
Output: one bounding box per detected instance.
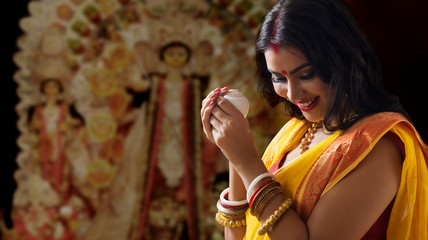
[267,68,284,76]
[267,63,310,76]
[289,63,310,75]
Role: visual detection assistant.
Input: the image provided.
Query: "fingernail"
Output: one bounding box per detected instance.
[209,101,213,107]
[214,88,220,93]
[222,86,228,91]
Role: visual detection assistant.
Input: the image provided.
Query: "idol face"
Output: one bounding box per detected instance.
[42,79,62,98]
[264,46,330,122]
[163,45,189,68]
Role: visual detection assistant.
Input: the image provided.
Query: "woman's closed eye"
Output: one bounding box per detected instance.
[272,75,287,83]
[300,70,316,80]
[272,69,316,83]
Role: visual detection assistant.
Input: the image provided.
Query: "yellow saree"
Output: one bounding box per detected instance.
[245,112,428,239]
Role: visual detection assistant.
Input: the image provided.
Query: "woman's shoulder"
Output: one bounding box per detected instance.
[318,113,406,199]
[324,112,407,159]
[343,112,408,139]
[352,112,408,129]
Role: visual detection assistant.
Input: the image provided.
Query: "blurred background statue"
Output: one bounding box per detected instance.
[6,1,280,239]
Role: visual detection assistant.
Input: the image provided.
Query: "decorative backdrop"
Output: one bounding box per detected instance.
[7,0,287,239]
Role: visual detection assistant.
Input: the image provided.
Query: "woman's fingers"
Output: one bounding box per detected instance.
[209,113,222,131]
[201,86,228,109]
[201,88,222,141]
[201,89,218,120]
[213,96,242,118]
[201,102,215,139]
[201,88,219,111]
[201,86,230,118]
[201,86,230,142]
[211,102,230,121]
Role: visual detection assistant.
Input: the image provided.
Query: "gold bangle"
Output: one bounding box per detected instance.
[215,211,246,228]
[250,182,282,217]
[219,210,247,220]
[254,188,282,219]
[257,198,293,235]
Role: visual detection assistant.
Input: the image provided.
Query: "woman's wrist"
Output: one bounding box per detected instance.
[231,158,269,190]
[228,163,246,201]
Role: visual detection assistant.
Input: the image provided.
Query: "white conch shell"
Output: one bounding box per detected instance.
[224,89,250,117]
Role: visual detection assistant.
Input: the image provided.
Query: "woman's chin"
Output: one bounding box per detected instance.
[302,112,324,123]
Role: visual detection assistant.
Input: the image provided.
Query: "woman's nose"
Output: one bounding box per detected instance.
[286,80,301,102]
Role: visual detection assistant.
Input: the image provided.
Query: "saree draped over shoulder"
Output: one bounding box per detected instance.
[245,112,428,240]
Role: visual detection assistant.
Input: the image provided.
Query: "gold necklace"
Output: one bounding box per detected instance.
[299,121,322,154]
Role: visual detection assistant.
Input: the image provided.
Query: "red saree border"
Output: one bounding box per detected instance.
[295,112,409,221]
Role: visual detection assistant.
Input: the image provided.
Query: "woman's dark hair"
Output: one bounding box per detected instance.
[256,0,409,131]
[159,41,192,63]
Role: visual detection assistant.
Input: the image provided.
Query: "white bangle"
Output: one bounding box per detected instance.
[246,173,276,202]
[220,188,248,206]
[217,200,240,214]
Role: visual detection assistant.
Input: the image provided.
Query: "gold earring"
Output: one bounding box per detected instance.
[322,122,334,134]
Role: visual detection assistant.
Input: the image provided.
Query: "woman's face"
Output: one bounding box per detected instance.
[264,46,330,122]
[163,45,188,68]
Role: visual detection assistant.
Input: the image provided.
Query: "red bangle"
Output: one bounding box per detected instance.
[220,192,249,209]
[249,179,274,207]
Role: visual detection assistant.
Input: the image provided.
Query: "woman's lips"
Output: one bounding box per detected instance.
[296,97,319,111]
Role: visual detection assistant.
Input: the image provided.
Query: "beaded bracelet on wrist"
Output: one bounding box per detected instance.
[257,198,293,235]
[216,200,247,228]
[253,187,283,219]
[215,211,246,228]
[216,188,249,229]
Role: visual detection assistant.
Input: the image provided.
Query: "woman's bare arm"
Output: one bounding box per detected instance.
[224,165,247,240]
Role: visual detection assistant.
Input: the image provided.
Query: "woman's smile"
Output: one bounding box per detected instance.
[296,96,319,111]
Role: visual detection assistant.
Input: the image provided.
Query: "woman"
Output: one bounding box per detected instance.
[201,0,427,239]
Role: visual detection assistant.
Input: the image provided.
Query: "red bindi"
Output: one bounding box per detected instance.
[281,70,287,75]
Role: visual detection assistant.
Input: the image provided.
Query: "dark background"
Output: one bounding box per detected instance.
[2,0,428,229]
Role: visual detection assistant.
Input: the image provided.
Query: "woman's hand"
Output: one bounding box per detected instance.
[201,87,224,143]
[201,87,260,170]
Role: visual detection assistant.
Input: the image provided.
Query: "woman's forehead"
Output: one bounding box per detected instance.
[265,46,308,69]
